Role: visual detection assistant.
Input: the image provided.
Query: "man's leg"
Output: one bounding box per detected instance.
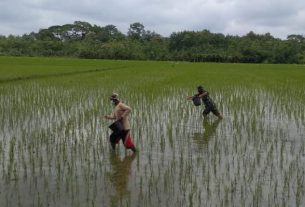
[202,107,211,118]
[110,132,120,150]
[121,130,137,153]
[211,107,223,119]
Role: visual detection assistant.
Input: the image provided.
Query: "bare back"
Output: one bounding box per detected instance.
[113,102,131,130]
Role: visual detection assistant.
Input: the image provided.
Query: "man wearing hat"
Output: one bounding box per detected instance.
[104,93,137,153]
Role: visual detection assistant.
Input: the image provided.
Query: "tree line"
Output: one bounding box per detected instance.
[1,21,305,63]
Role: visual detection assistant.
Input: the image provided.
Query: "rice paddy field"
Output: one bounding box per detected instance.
[0,56,305,207]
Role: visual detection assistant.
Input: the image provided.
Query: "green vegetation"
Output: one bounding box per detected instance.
[0,56,128,82]
[0,57,305,206]
[1,21,305,63]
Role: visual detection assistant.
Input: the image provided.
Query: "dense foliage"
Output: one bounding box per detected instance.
[1,21,305,63]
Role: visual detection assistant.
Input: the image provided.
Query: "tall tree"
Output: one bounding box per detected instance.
[127,22,145,40]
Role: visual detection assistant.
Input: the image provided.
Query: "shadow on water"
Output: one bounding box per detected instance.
[192,118,222,149]
[109,152,136,206]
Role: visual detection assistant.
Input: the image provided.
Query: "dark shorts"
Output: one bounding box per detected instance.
[203,104,220,116]
[110,130,129,144]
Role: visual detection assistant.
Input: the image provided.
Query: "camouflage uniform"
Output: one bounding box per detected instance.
[197,89,221,117]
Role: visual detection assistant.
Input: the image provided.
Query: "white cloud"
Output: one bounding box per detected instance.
[0,0,305,39]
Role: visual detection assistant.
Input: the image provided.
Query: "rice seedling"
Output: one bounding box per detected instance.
[0,57,304,206]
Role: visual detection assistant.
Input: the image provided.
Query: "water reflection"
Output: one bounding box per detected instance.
[109,153,136,206]
[192,118,222,148]
[2,77,305,206]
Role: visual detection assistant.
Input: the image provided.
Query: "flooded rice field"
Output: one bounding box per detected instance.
[0,70,305,206]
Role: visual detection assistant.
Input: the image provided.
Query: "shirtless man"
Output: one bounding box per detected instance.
[104,93,137,152]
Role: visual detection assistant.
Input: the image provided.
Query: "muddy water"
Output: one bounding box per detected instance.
[0,85,304,206]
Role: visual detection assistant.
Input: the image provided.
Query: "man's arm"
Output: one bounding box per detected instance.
[198,91,208,98]
[104,113,116,120]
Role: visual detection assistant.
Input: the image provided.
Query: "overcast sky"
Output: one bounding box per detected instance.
[0,0,304,39]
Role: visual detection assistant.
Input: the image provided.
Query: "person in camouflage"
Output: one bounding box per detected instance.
[187,85,223,119]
